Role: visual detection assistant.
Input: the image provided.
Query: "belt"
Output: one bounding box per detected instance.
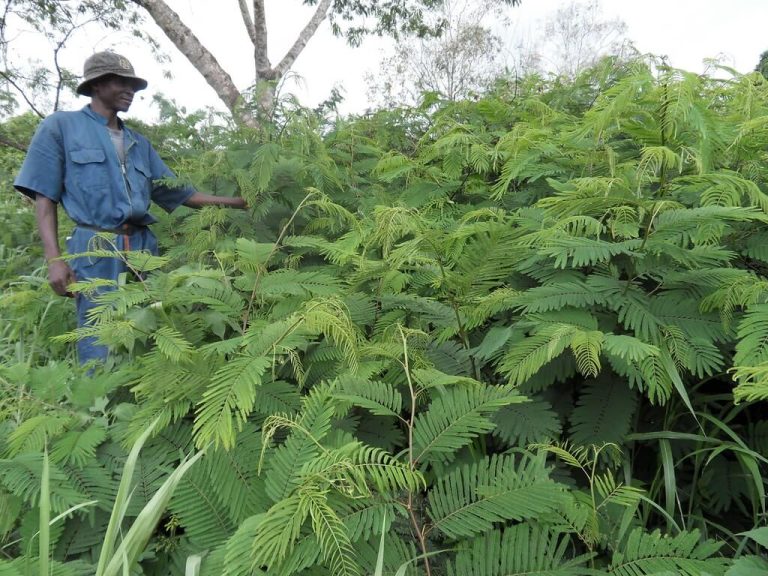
[76,222,147,235]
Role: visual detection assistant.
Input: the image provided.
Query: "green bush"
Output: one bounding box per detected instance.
[2,60,768,575]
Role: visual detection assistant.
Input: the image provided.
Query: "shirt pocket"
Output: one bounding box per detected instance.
[128,159,152,207]
[133,160,151,182]
[70,148,109,192]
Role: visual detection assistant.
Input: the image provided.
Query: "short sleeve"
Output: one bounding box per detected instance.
[14,116,65,202]
[147,145,195,212]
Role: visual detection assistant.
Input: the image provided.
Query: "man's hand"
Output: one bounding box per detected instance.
[35,195,74,296]
[183,192,248,210]
[48,259,75,297]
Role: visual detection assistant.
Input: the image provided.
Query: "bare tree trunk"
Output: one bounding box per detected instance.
[243,0,277,118]
[132,0,255,126]
[272,0,332,78]
[250,0,271,77]
[243,0,334,118]
[132,0,333,126]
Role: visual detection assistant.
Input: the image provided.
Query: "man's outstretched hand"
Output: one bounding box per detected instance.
[183,192,248,210]
[48,259,75,297]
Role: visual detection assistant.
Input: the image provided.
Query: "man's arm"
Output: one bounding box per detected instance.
[35,195,75,297]
[183,192,247,209]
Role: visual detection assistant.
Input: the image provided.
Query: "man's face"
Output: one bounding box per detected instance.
[91,75,137,113]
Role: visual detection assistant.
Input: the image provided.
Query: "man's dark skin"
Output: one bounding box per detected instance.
[38,75,247,297]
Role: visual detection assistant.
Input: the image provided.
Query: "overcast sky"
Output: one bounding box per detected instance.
[44,0,768,121]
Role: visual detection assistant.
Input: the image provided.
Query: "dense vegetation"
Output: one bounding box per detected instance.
[2,58,768,575]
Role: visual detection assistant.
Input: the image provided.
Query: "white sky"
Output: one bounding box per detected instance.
[21,0,768,121]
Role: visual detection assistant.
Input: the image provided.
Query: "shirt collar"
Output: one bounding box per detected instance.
[80,104,125,129]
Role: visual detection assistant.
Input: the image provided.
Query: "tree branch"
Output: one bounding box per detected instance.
[252,0,270,74]
[0,69,45,118]
[273,0,332,77]
[237,0,257,46]
[131,0,250,123]
[0,132,28,152]
[51,14,91,113]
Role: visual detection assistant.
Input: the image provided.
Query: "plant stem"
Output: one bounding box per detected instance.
[399,325,432,576]
[400,325,417,471]
[406,494,432,576]
[241,191,316,331]
[426,239,479,379]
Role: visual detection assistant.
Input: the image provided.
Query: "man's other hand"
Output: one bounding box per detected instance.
[48,259,75,297]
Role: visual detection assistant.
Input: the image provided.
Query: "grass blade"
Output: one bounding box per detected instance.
[185,554,202,576]
[660,352,698,423]
[734,452,766,518]
[39,446,50,576]
[659,438,677,528]
[96,416,160,576]
[394,550,449,576]
[374,514,388,576]
[102,448,206,576]
[739,527,768,548]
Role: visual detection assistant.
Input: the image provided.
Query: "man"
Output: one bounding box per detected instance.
[14,51,247,365]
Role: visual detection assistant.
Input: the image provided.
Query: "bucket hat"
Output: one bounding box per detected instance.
[76,51,148,96]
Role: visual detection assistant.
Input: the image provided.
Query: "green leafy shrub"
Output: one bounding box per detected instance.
[2,59,768,574]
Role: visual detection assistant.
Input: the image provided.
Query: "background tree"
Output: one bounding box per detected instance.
[0,0,522,126]
[756,49,768,79]
[0,0,145,118]
[367,0,633,108]
[529,0,631,79]
[365,0,507,106]
[130,0,521,125]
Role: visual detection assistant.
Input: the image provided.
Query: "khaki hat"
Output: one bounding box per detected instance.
[76,51,148,96]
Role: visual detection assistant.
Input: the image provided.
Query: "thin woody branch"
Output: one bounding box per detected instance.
[131,0,245,119]
[252,0,270,74]
[273,0,332,77]
[0,132,28,152]
[237,0,257,46]
[0,69,45,118]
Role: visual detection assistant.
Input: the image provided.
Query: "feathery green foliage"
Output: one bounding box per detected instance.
[3,57,768,575]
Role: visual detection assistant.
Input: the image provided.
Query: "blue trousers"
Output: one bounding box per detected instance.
[67,226,158,365]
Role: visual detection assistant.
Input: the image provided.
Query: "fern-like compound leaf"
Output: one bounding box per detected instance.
[501,324,577,386]
[446,524,594,576]
[264,388,335,502]
[50,422,107,468]
[304,486,360,576]
[608,528,727,576]
[493,396,562,447]
[249,497,308,571]
[570,378,638,446]
[427,453,564,539]
[333,376,403,419]
[193,354,271,449]
[152,325,194,363]
[412,385,525,465]
[170,463,237,549]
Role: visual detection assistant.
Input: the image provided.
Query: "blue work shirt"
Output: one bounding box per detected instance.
[14,104,194,229]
